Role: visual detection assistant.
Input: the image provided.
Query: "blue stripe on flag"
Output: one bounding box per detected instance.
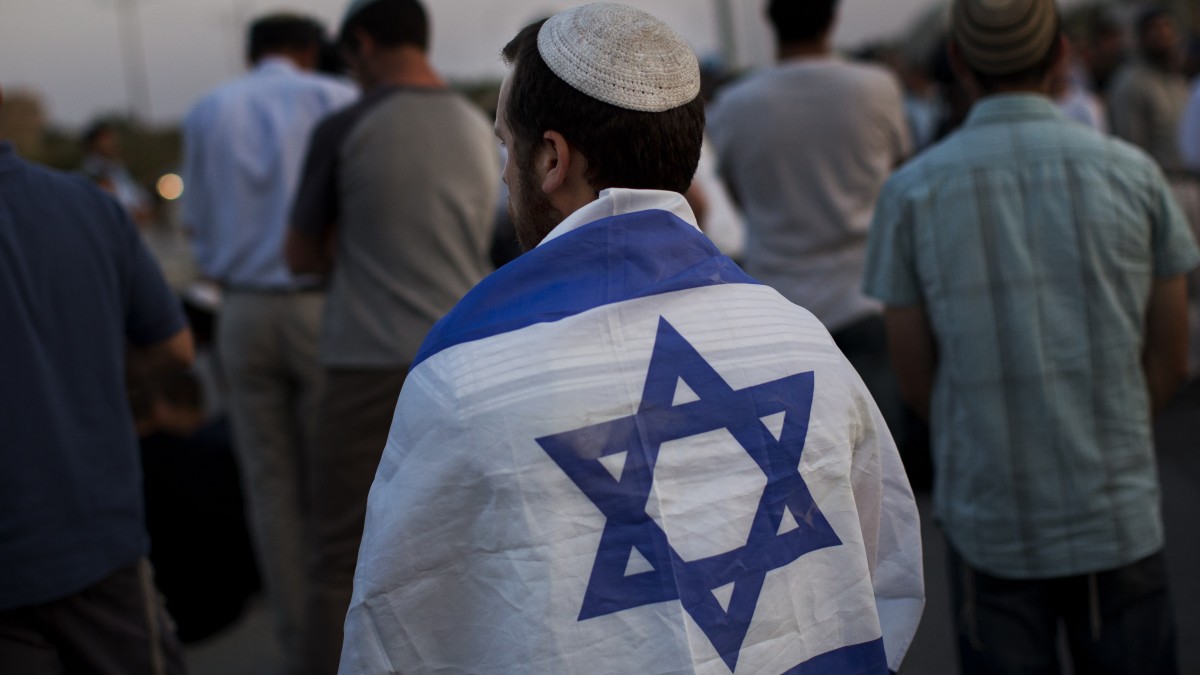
[780,637,889,674]
[413,209,758,367]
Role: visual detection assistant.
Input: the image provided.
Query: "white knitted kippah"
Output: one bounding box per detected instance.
[537,3,701,113]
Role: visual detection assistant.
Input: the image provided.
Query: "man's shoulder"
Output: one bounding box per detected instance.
[190,69,354,113]
[880,141,954,198]
[712,59,899,122]
[414,209,752,369]
[276,69,358,103]
[709,67,790,116]
[0,161,134,263]
[184,73,255,128]
[894,117,1157,186]
[189,71,258,105]
[368,88,486,124]
[310,90,378,142]
[351,88,494,151]
[5,159,114,208]
[833,59,903,90]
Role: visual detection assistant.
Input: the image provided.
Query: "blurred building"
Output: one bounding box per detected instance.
[0,89,47,161]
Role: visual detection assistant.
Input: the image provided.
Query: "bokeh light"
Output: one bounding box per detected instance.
[156,173,184,201]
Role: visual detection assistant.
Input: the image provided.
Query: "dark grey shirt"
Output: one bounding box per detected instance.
[292,86,498,367]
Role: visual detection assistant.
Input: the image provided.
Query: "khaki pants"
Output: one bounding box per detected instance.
[217,291,325,675]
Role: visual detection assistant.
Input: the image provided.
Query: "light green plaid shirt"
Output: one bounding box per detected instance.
[865,94,1200,578]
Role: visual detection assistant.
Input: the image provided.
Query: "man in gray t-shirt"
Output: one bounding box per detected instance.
[708,0,910,449]
[286,1,497,671]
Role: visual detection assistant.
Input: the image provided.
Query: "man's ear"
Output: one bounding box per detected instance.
[947,40,981,99]
[537,130,595,216]
[538,130,573,194]
[354,28,376,57]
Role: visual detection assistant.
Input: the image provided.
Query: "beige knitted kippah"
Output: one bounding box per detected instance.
[537,3,701,113]
[953,0,1059,75]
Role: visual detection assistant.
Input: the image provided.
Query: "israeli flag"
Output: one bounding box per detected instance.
[341,190,924,674]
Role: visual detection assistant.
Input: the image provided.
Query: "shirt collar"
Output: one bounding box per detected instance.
[253,56,301,76]
[964,93,1065,128]
[776,53,841,71]
[538,188,699,247]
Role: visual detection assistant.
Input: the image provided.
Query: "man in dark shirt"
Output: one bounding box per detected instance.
[0,86,194,673]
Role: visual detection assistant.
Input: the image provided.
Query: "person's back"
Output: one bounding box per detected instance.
[710,58,908,327]
[315,87,496,365]
[707,0,911,451]
[0,137,192,672]
[873,98,1189,573]
[346,199,922,672]
[866,2,1197,671]
[184,52,356,289]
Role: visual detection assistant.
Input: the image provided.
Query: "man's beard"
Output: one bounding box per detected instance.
[510,154,564,252]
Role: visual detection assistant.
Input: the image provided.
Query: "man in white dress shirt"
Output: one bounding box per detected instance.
[180,14,356,673]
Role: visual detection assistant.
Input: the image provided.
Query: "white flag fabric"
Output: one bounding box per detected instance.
[341,190,924,674]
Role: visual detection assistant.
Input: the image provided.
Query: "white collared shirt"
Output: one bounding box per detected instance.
[182,57,357,289]
[540,188,699,247]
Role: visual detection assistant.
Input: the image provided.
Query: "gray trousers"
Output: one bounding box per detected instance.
[303,367,408,675]
[217,291,325,675]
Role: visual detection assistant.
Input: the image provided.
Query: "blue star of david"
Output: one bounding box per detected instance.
[536,317,842,673]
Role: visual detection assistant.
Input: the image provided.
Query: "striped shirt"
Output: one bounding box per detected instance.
[864,94,1200,578]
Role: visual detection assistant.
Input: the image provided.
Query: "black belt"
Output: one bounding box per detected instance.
[223,284,326,294]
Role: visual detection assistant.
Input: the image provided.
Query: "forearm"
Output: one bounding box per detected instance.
[884,306,937,423]
[1144,351,1188,416]
[1142,275,1190,416]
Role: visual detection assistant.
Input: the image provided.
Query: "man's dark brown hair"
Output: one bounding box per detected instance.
[768,0,839,44]
[247,14,323,64]
[339,0,429,52]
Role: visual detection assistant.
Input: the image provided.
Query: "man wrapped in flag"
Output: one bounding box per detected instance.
[340,4,924,673]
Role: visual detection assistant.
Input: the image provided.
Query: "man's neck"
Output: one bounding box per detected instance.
[778,37,832,62]
[364,46,445,90]
[982,77,1053,98]
[254,49,310,72]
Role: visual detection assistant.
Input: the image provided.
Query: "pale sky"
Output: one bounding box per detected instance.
[0,0,947,127]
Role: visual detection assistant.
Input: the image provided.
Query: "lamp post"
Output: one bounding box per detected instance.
[713,0,739,70]
[107,0,152,121]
